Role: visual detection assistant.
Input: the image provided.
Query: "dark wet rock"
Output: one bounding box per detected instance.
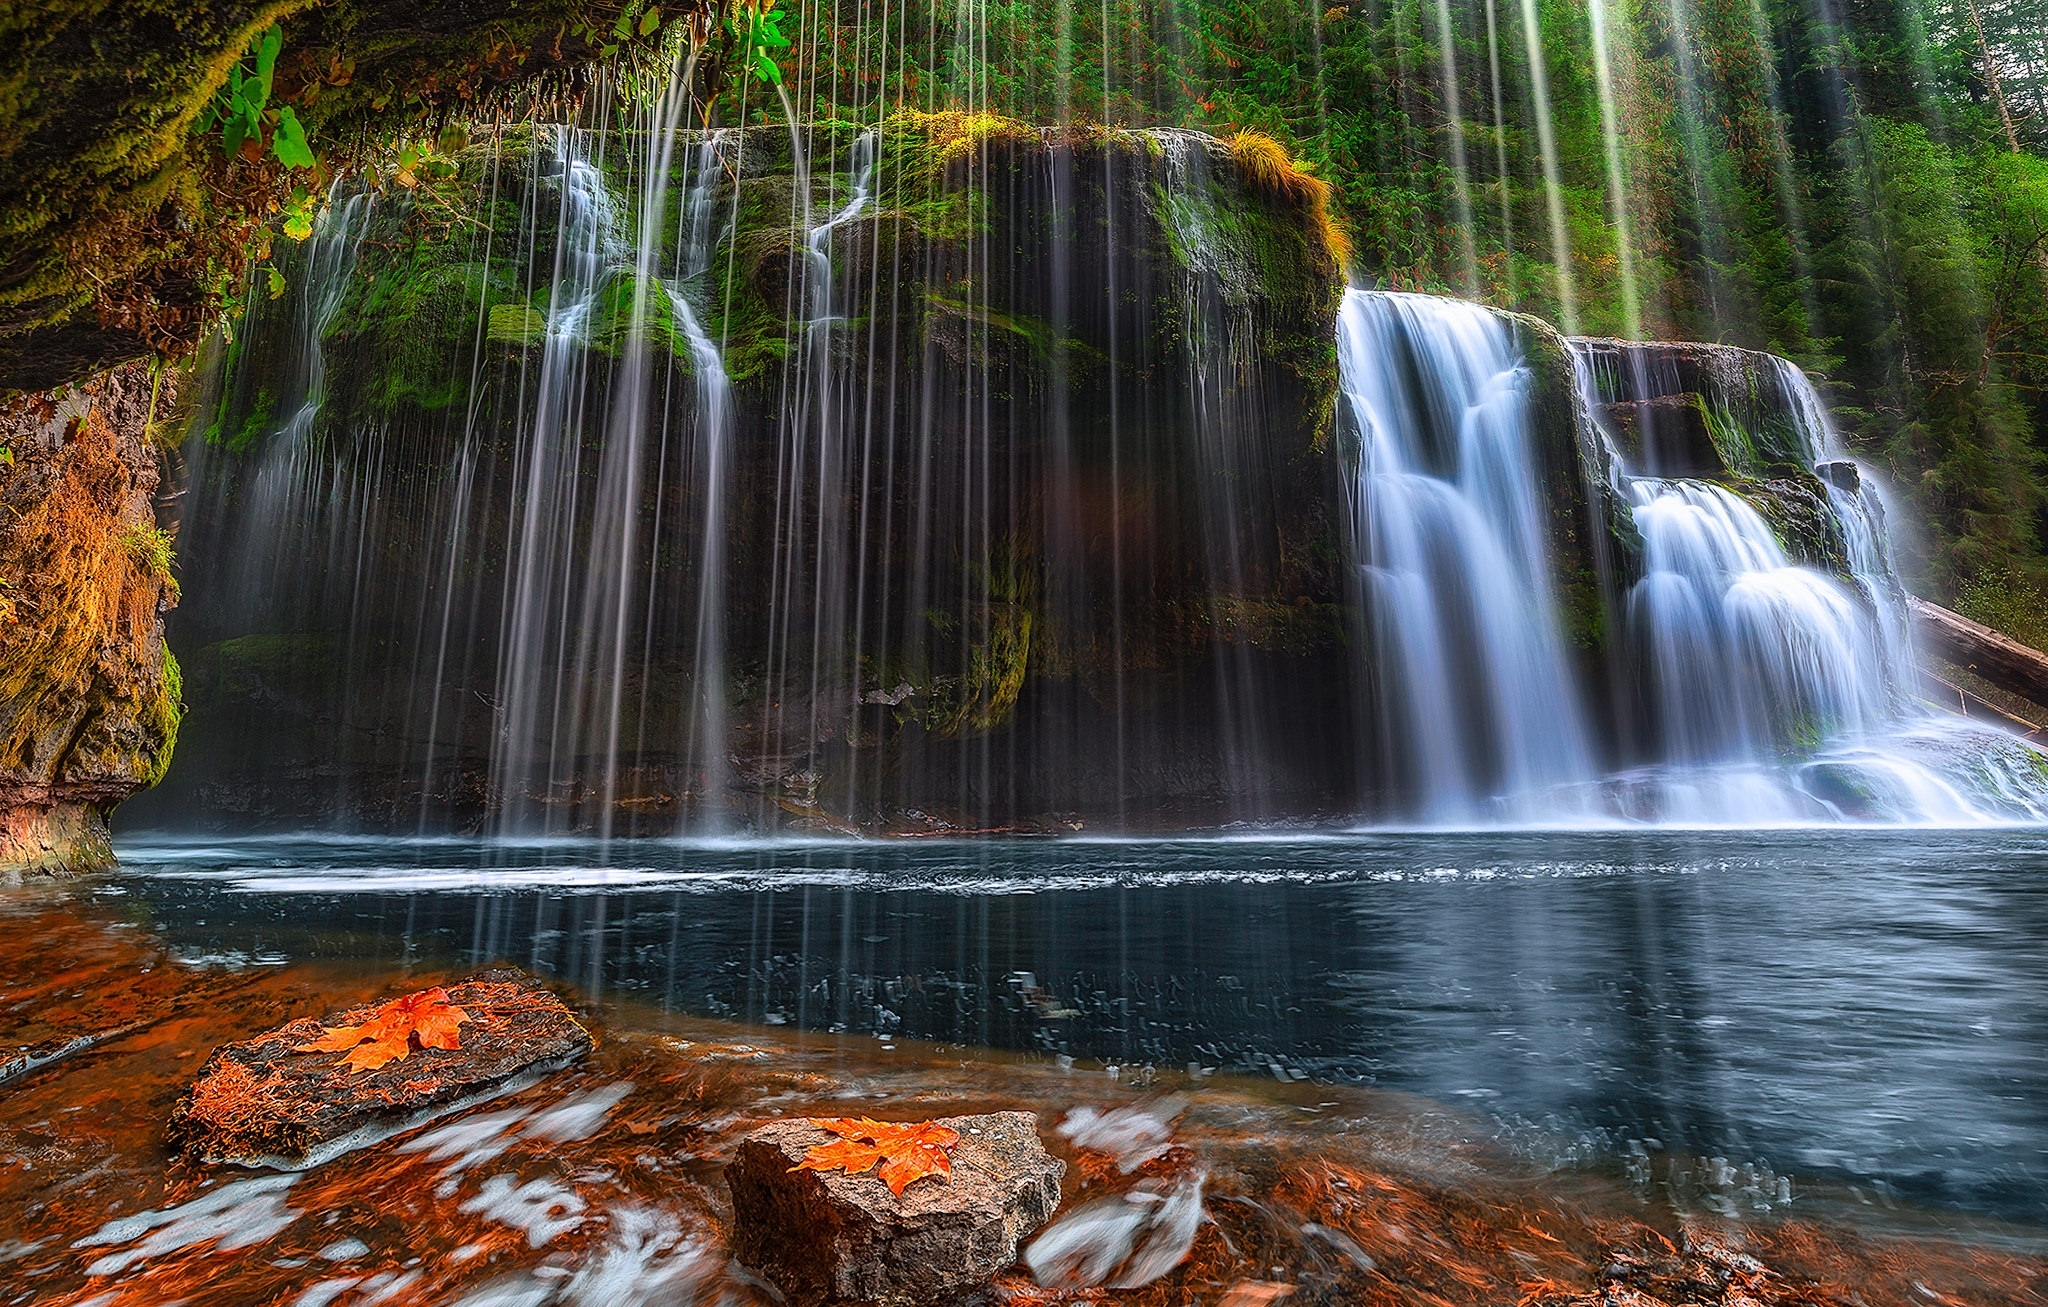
[169,971,591,1169]
[1600,392,1727,478]
[1570,337,1818,476]
[1732,474,1851,577]
[727,1110,1065,1306]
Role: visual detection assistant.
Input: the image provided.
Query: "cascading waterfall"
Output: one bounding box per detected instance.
[1337,289,1594,820]
[276,187,378,445]
[1577,341,2048,822]
[1626,480,1891,765]
[757,131,878,800]
[154,77,2048,836]
[574,58,696,837]
[216,188,378,604]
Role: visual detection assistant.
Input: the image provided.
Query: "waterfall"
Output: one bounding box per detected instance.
[276,187,378,445]
[1626,479,1890,763]
[1579,340,2048,823]
[491,126,625,831]
[1337,289,1594,820]
[1160,131,1276,810]
[667,132,739,829]
[197,187,378,630]
[151,111,2048,837]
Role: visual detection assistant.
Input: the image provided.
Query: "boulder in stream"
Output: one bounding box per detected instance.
[727,1111,1065,1306]
[169,970,591,1168]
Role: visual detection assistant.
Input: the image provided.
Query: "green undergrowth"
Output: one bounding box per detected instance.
[121,523,181,602]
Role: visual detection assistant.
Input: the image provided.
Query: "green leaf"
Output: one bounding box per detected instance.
[639,6,660,34]
[753,50,783,84]
[273,107,316,169]
[254,24,281,103]
[267,266,287,299]
[222,108,250,158]
[613,10,633,38]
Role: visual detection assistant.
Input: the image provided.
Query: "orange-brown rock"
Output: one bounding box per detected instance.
[0,360,180,879]
[729,1111,1065,1306]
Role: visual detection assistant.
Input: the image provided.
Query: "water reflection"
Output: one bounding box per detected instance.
[111,828,2048,1221]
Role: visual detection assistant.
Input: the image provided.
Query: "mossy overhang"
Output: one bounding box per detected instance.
[0,0,699,398]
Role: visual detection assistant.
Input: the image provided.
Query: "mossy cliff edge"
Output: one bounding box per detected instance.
[0,1,669,396]
[0,363,182,878]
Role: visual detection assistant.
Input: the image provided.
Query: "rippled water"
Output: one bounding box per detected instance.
[111,828,2048,1224]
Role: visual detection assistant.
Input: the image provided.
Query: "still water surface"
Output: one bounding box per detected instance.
[111,828,2048,1223]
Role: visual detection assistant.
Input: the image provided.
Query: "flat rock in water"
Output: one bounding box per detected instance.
[728,1111,1066,1306]
[169,970,591,1168]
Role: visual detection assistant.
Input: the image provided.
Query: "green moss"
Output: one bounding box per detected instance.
[1700,397,1763,477]
[1556,567,1606,654]
[1731,475,1851,577]
[197,633,336,706]
[921,603,1035,739]
[139,646,183,789]
[487,301,548,347]
[222,389,275,451]
[922,292,1106,385]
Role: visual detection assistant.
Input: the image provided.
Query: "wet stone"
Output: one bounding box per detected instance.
[727,1110,1066,1307]
[169,970,591,1169]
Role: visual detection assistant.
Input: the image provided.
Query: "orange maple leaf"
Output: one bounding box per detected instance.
[792,1117,960,1197]
[295,987,471,1074]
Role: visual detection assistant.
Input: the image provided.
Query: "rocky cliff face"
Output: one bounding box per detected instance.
[132,122,1354,833]
[0,362,181,877]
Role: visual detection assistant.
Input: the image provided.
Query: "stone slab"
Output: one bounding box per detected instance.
[728,1110,1065,1306]
[169,970,591,1169]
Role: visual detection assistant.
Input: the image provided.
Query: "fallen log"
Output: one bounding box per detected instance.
[1909,597,2048,709]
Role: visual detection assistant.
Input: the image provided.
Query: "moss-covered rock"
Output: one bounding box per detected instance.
[0,1,667,396]
[1570,338,1819,478]
[0,361,181,878]
[1512,313,1638,663]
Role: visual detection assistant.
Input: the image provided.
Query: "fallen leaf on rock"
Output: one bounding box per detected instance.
[296,987,470,1074]
[792,1117,960,1196]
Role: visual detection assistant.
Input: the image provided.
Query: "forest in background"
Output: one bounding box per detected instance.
[716,0,2048,633]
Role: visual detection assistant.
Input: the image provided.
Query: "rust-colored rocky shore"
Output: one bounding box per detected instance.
[1,891,2042,1307]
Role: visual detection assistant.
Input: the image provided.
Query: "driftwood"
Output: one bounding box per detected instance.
[1909,598,2048,710]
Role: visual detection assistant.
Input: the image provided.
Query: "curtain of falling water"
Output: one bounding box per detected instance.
[1338,290,1594,819]
[577,56,696,838]
[1161,131,1283,813]
[491,118,625,831]
[669,133,741,831]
